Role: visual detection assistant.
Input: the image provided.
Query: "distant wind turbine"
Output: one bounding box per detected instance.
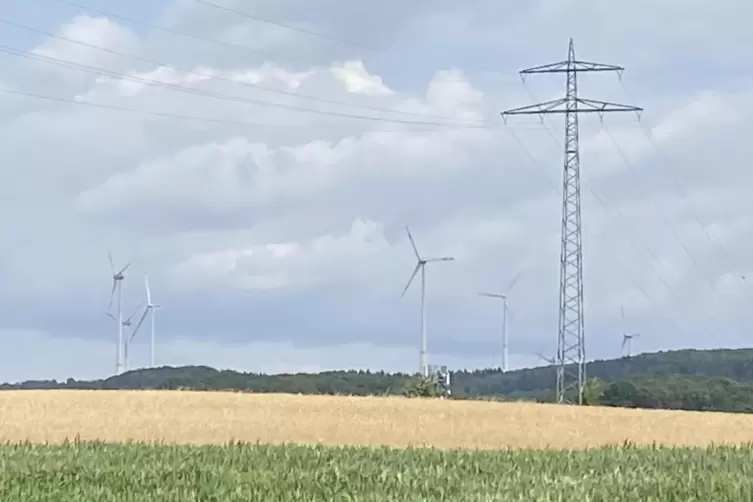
[107,251,130,375]
[479,272,522,372]
[107,302,142,372]
[131,273,161,369]
[620,305,640,358]
[400,226,454,378]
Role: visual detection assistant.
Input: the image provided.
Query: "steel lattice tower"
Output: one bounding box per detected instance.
[502,39,642,404]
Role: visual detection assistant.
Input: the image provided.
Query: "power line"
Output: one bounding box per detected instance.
[517,81,715,323]
[0,86,313,129]
[0,17,484,124]
[542,128,680,293]
[192,0,384,52]
[43,0,317,66]
[600,126,722,288]
[0,43,499,129]
[0,85,548,135]
[595,74,751,333]
[525,71,750,345]
[618,77,750,292]
[600,120,750,336]
[517,81,725,343]
[504,125,687,338]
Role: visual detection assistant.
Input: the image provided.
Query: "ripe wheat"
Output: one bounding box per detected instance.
[2,390,753,449]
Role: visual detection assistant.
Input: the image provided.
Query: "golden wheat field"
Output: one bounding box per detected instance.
[2,390,753,449]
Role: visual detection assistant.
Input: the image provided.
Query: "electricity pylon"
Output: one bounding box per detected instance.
[501,39,642,405]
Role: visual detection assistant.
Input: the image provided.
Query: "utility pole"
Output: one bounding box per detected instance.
[501,39,641,404]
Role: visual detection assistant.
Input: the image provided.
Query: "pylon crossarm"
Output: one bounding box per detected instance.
[520,60,569,74]
[570,60,624,72]
[576,98,643,113]
[503,98,641,117]
[501,98,568,116]
[521,60,624,74]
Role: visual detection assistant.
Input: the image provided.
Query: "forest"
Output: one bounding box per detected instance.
[6,348,753,413]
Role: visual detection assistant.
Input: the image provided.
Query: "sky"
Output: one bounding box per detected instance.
[0,0,751,382]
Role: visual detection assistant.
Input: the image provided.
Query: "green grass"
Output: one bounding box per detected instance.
[1,442,753,501]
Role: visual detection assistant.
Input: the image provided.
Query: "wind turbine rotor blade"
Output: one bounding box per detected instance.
[478,292,505,299]
[535,351,554,364]
[145,273,152,304]
[118,263,131,276]
[108,251,115,274]
[130,307,150,341]
[108,279,116,308]
[125,303,144,324]
[105,312,116,321]
[505,271,522,294]
[426,257,454,262]
[621,336,627,351]
[405,226,421,260]
[400,262,422,298]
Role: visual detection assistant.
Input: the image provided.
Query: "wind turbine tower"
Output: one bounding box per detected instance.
[108,303,141,372]
[108,252,130,375]
[502,39,642,404]
[620,305,640,358]
[478,272,522,372]
[131,273,161,368]
[400,226,454,378]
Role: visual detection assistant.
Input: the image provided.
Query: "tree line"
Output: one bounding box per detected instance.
[5,348,753,413]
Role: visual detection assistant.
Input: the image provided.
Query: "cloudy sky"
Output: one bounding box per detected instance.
[0,0,750,382]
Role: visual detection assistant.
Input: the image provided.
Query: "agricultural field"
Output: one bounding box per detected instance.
[2,390,753,500]
[2,442,753,500]
[4,390,753,448]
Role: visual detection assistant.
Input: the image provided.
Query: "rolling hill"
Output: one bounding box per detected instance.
[5,348,753,412]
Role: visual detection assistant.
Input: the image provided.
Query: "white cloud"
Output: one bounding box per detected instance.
[171,218,396,292]
[31,14,142,80]
[331,61,393,96]
[72,63,499,231]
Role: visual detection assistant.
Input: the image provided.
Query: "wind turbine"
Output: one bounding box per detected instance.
[131,273,161,368]
[107,252,130,375]
[400,226,454,378]
[620,305,640,358]
[479,272,522,372]
[107,303,142,372]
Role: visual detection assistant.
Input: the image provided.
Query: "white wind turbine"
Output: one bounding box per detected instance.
[400,226,454,378]
[479,272,522,372]
[107,252,130,375]
[107,303,141,372]
[620,305,640,358]
[130,273,161,369]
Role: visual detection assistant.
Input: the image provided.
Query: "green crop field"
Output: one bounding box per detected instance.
[2,442,753,501]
